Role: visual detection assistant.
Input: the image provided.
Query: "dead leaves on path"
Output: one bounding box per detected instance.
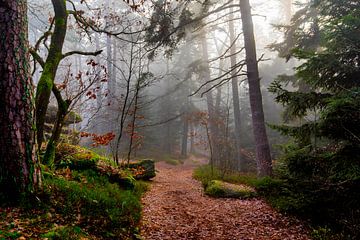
[141,162,310,240]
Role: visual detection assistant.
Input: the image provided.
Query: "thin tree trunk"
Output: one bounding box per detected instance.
[200,32,221,165]
[106,36,113,96]
[95,34,102,110]
[43,87,70,167]
[127,81,140,164]
[229,8,244,171]
[181,113,189,158]
[0,0,41,199]
[35,0,67,146]
[190,123,195,154]
[240,0,272,176]
[112,38,117,95]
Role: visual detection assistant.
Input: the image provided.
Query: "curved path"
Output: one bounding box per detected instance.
[141,160,310,240]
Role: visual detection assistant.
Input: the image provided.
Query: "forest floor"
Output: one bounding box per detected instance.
[141,157,310,240]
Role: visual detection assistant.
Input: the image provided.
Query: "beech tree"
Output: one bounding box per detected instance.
[0,0,41,199]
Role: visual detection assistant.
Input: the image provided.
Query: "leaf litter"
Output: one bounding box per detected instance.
[141,160,310,240]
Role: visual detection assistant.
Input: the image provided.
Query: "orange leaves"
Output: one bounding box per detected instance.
[80,132,115,146]
[129,166,146,177]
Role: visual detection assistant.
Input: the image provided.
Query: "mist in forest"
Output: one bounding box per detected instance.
[27,0,298,172]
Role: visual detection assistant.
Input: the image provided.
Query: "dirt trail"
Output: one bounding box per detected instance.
[141,159,310,240]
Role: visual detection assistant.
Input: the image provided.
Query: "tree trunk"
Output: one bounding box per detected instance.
[229,8,244,171]
[200,32,221,166]
[43,87,70,167]
[181,113,189,158]
[190,123,195,154]
[106,35,113,96]
[0,0,41,199]
[35,0,67,146]
[240,0,272,176]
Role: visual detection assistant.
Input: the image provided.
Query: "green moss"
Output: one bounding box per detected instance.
[55,17,66,26]
[43,170,144,238]
[205,180,257,199]
[43,141,56,168]
[36,73,53,97]
[55,144,100,170]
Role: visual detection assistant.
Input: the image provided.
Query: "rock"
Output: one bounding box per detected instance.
[205,180,257,199]
[45,105,82,125]
[127,159,156,180]
[54,144,156,190]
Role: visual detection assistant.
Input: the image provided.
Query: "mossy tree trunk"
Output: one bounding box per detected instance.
[35,0,68,147]
[0,0,41,200]
[240,0,272,176]
[43,86,71,167]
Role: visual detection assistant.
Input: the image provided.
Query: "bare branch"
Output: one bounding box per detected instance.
[62,50,103,59]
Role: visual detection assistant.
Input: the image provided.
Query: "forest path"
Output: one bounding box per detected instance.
[141,158,310,240]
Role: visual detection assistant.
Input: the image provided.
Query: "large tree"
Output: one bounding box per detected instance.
[0,0,41,200]
[240,0,272,176]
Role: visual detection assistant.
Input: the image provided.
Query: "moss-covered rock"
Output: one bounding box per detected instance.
[205,180,257,199]
[55,143,100,171]
[54,144,155,189]
[127,159,156,180]
[45,105,82,125]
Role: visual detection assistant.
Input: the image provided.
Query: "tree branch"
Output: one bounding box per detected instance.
[62,50,103,59]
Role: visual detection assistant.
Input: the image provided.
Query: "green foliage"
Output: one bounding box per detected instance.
[41,226,86,240]
[0,230,21,240]
[311,227,333,240]
[269,0,360,237]
[193,165,222,188]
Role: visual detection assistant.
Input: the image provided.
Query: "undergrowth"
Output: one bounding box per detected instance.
[1,145,149,240]
[40,169,147,239]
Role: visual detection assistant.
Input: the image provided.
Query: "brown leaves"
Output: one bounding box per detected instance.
[80,132,115,146]
[141,161,310,240]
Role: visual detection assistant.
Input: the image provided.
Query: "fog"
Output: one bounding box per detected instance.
[28,0,302,171]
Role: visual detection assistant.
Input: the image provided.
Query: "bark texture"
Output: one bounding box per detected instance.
[0,0,41,198]
[240,0,272,176]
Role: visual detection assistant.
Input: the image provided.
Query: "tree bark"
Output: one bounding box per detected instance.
[229,8,244,171]
[0,0,41,199]
[240,0,272,176]
[35,0,68,146]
